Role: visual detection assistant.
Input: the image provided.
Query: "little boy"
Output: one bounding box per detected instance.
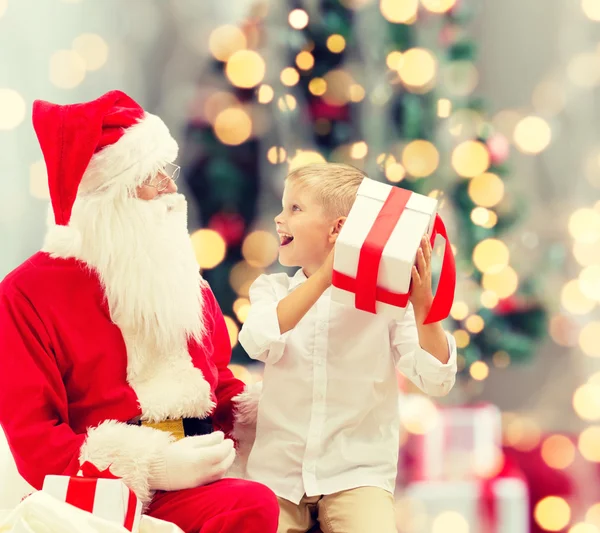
[238,163,457,533]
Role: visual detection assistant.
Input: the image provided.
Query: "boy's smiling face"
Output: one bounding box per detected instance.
[275,182,335,276]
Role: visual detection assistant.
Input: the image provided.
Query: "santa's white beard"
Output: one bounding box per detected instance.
[68,193,204,353]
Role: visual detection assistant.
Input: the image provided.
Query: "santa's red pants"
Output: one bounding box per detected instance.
[146,478,279,533]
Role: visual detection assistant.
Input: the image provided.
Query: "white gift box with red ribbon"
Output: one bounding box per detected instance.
[332,178,455,323]
[42,463,142,532]
[399,477,529,533]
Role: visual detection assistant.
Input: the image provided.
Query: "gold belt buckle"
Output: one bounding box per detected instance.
[141,419,185,440]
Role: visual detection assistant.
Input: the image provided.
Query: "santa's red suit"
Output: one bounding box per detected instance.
[0,91,276,533]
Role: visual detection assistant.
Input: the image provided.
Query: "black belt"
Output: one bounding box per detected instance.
[128,416,213,440]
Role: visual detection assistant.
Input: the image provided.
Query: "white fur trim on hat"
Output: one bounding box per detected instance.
[78,113,178,195]
[42,223,82,259]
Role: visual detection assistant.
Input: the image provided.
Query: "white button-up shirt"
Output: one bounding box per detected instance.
[238,268,457,504]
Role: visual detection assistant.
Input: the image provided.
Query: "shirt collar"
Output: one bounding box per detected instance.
[289,268,307,290]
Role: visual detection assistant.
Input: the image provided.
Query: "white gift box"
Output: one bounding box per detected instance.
[420,404,503,480]
[398,478,529,533]
[332,178,454,322]
[42,473,142,532]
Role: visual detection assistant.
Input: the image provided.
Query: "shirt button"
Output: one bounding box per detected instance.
[318,322,326,332]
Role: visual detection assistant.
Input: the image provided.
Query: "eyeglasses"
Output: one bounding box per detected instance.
[147,162,181,192]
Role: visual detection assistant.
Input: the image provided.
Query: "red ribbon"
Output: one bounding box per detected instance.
[479,477,498,533]
[67,462,138,532]
[332,187,456,324]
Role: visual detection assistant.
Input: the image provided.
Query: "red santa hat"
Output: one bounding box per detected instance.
[33,90,178,227]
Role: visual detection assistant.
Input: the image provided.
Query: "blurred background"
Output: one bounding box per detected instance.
[2,0,600,531]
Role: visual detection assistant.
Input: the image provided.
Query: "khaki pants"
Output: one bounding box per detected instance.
[277,487,397,533]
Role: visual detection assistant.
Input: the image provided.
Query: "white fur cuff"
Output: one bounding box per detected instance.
[79,420,174,506]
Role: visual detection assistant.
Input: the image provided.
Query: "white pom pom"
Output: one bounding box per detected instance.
[42,224,82,259]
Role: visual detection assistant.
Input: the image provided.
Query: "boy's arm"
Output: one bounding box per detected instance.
[390,304,457,397]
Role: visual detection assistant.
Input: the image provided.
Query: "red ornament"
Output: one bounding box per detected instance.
[209,212,246,247]
[487,133,510,166]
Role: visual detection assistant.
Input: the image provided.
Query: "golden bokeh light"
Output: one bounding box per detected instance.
[451,301,469,320]
[480,293,499,313]
[226,50,266,89]
[453,329,470,349]
[451,140,490,178]
[468,172,505,207]
[281,67,300,87]
[420,0,457,13]
[50,50,86,89]
[580,265,600,301]
[257,84,274,104]
[0,0,6,18]
[431,511,469,533]
[534,496,571,532]
[465,315,485,333]
[289,150,326,171]
[569,208,600,243]
[482,266,518,299]
[398,48,437,89]
[214,108,252,146]
[402,140,439,177]
[190,229,227,270]
[573,239,600,267]
[549,314,580,347]
[289,8,309,29]
[580,321,600,357]
[568,53,600,89]
[473,239,510,274]
[541,435,576,470]
[380,0,418,23]
[532,80,566,116]
[72,34,109,71]
[203,92,239,124]
[327,34,346,53]
[470,361,489,381]
[296,51,315,70]
[29,160,49,200]
[323,69,354,106]
[230,261,263,297]
[569,523,599,533]
[385,163,406,183]
[309,77,327,96]
[399,395,440,434]
[513,116,552,155]
[267,146,287,164]
[351,141,368,159]
[471,207,496,227]
[582,0,600,21]
[349,84,366,102]
[573,384,600,421]
[505,416,542,451]
[233,297,251,323]
[561,280,596,315]
[242,231,280,268]
[223,316,239,348]
[386,51,403,70]
[586,503,600,527]
[438,98,452,118]
[209,25,247,61]
[579,426,600,461]
[0,88,26,131]
[493,351,511,368]
[278,94,297,112]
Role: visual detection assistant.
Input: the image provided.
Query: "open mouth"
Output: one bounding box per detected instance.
[279,233,294,247]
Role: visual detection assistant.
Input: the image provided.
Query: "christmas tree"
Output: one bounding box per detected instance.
[183,0,548,375]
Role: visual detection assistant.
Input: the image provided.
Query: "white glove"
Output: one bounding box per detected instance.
[148,431,236,491]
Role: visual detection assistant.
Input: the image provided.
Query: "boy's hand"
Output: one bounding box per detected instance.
[317,247,336,287]
[409,235,434,319]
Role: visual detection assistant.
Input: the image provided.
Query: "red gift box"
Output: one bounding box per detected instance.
[42,462,142,532]
[332,178,456,324]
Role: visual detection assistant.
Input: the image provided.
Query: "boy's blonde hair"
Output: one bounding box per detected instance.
[285,162,366,219]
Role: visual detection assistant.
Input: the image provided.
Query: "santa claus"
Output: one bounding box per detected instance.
[0,91,275,532]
